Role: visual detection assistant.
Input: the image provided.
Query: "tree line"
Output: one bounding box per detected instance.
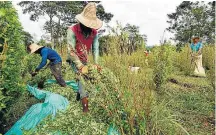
[167,1,215,50]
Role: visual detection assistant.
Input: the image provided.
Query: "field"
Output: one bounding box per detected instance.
[0,1,215,135]
[1,44,215,135]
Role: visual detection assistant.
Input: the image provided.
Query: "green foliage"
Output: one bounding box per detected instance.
[100,52,188,134]
[161,75,214,134]
[20,54,53,88]
[1,92,38,133]
[37,39,52,48]
[18,1,114,49]
[167,1,215,45]
[202,45,215,89]
[174,44,194,76]
[99,22,147,56]
[22,30,33,44]
[152,44,174,90]
[0,1,26,111]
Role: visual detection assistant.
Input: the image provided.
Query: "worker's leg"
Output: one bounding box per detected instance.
[77,77,89,112]
[71,62,89,112]
[77,77,89,99]
[50,62,67,87]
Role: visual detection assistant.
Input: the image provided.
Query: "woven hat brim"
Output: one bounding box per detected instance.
[75,14,103,29]
[30,44,43,54]
[192,36,200,40]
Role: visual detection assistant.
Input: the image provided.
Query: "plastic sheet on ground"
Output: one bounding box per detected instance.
[5,85,69,135]
[107,124,121,135]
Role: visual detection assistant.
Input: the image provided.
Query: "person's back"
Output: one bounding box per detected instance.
[40,47,62,64]
[27,43,66,88]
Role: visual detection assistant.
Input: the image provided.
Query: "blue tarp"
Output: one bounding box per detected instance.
[5,85,69,135]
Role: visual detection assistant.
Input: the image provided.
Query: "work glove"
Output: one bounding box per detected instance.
[93,64,102,72]
[31,69,39,77]
[79,65,88,74]
[31,72,38,77]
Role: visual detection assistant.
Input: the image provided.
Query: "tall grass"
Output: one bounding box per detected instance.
[174,44,194,76]
[152,44,175,91]
[202,45,215,89]
[99,50,188,134]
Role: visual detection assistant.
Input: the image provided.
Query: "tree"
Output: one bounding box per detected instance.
[99,22,147,55]
[123,23,147,54]
[18,1,114,49]
[22,30,33,45]
[167,1,215,49]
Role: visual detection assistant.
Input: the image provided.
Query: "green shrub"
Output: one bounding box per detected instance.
[153,44,174,90]
[202,45,215,89]
[1,92,38,133]
[174,44,194,76]
[0,2,26,111]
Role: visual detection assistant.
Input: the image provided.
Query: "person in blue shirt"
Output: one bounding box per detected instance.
[190,36,206,77]
[26,40,67,87]
[190,36,202,54]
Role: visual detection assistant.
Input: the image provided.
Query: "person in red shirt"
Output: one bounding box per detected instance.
[67,2,102,113]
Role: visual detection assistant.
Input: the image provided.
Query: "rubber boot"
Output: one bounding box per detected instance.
[76,93,81,101]
[81,97,89,113]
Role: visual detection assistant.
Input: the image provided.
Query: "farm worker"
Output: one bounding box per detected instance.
[67,2,102,113]
[144,50,149,66]
[26,40,67,87]
[144,50,149,56]
[190,36,206,77]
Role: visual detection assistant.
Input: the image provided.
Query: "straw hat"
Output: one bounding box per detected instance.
[192,36,200,40]
[75,2,103,29]
[28,43,43,54]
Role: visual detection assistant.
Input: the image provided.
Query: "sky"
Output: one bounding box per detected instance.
[12,1,182,46]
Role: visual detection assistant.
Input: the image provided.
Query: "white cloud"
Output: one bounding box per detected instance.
[13,1,181,45]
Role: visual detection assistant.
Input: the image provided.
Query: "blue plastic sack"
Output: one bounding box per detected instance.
[107,124,121,135]
[5,85,69,135]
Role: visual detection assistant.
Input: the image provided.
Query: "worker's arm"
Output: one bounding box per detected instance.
[189,44,194,56]
[67,29,84,69]
[197,42,203,55]
[35,49,48,72]
[92,34,99,64]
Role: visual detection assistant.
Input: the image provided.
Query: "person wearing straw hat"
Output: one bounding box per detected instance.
[26,40,67,87]
[190,36,206,77]
[67,2,102,113]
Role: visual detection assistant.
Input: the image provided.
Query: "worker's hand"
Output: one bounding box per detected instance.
[31,72,38,77]
[79,65,88,74]
[93,64,102,72]
[197,50,202,55]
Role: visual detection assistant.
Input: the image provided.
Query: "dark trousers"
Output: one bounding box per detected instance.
[50,62,66,87]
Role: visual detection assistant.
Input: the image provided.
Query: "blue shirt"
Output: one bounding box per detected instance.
[36,47,62,70]
[190,42,202,52]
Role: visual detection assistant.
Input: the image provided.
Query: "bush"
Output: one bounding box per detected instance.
[174,44,193,76]
[202,45,215,89]
[152,44,174,90]
[0,2,26,111]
